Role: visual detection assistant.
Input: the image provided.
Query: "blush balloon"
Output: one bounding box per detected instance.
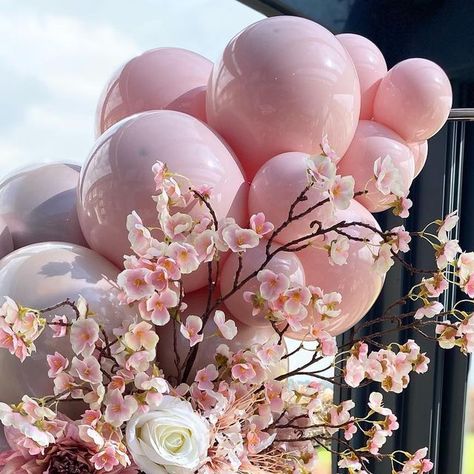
[0,163,87,249]
[96,48,213,136]
[288,200,384,338]
[207,16,360,179]
[249,152,332,244]
[0,217,13,259]
[409,141,429,178]
[155,289,287,382]
[337,120,415,212]
[0,242,131,409]
[337,33,387,120]
[219,240,305,327]
[373,58,452,142]
[78,111,248,291]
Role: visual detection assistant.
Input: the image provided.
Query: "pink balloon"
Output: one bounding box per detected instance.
[0,242,131,409]
[249,152,332,244]
[207,16,361,179]
[337,33,387,120]
[337,120,415,212]
[0,163,87,249]
[288,200,384,338]
[373,58,452,142]
[78,110,249,291]
[0,217,13,259]
[409,141,429,178]
[155,289,287,382]
[219,240,305,327]
[96,48,213,136]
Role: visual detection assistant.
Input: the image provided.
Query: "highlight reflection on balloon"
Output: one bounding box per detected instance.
[0,163,87,250]
[207,16,361,179]
[0,242,131,408]
[96,47,213,136]
[78,110,248,291]
[220,240,305,327]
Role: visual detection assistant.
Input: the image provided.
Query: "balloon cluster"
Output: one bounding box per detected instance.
[0,16,452,402]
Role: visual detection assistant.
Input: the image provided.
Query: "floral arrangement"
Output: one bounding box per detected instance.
[0,141,471,474]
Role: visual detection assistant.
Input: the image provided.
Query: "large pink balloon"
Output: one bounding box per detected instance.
[155,289,286,382]
[0,163,87,249]
[0,217,13,259]
[96,48,213,136]
[409,141,429,178]
[0,242,131,407]
[207,16,361,179]
[249,152,335,245]
[78,110,248,291]
[337,120,415,212]
[373,58,452,142]
[219,240,305,327]
[337,33,387,120]
[290,200,384,338]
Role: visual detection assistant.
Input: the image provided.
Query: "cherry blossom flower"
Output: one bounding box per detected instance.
[374,155,405,197]
[117,268,155,302]
[393,196,413,218]
[374,243,394,274]
[221,224,260,253]
[50,315,68,338]
[250,212,274,237]
[329,235,350,265]
[437,210,458,243]
[47,352,69,378]
[368,392,391,415]
[180,316,204,347]
[321,134,339,162]
[390,226,411,253]
[71,356,103,385]
[306,154,336,190]
[231,363,257,384]
[167,242,200,274]
[70,318,100,356]
[436,239,461,269]
[195,364,218,391]
[330,175,354,210]
[213,310,237,340]
[145,289,178,326]
[415,301,444,320]
[257,270,290,302]
[123,321,159,351]
[104,389,138,427]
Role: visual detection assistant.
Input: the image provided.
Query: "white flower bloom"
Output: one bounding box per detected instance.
[126,396,210,474]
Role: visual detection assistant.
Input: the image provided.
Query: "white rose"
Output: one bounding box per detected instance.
[126,396,210,474]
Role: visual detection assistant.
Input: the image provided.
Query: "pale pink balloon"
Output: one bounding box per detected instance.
[207,16,361,179]
[0,217,13,259]
[287,200,384,338]
[0,163,87,249]
[250,152,336,244]
[409,140,429,177]
[337,120,415,212]
[337,33,387,120]
[155,289,287,382]
[219,240,305,327]
[96,48,213,136]
[0,242,131,410]
[78,110,248,291]
[373,58,452,142]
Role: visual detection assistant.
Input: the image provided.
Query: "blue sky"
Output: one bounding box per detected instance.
[0,0,264,175]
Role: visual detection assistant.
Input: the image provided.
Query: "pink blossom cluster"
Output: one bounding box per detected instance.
[2,156,474,474]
